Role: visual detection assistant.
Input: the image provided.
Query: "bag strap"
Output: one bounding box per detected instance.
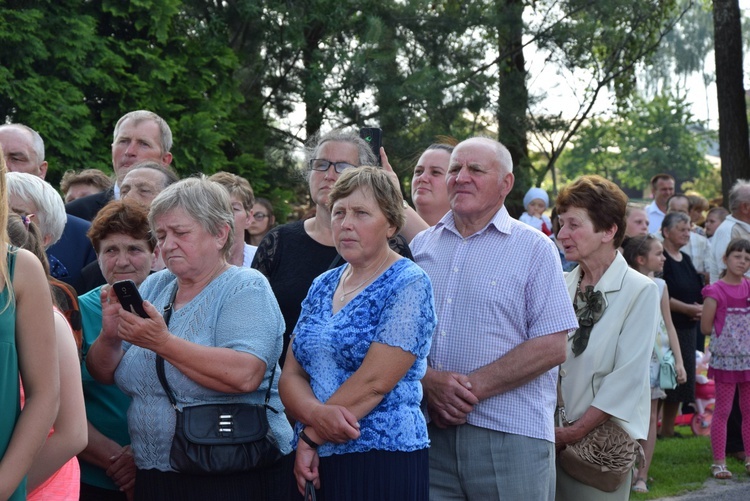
[305,480,317,501]
[556,370,571,427]
[653,332,665,362]
[155,283,277,409]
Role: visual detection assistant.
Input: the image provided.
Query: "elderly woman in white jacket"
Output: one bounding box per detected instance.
[554,175,659,501]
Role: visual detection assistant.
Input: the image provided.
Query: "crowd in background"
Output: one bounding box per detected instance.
[1,110,749,501]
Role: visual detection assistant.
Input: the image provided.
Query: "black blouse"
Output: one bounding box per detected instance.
[662,250,703,328]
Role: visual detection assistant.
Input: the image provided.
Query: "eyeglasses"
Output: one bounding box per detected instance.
[253,213,269,221]
[309,159,357,174]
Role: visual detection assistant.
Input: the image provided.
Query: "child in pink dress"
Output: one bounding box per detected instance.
[701,238,750,479]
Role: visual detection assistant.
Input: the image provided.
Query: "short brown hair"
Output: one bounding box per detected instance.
[328,166,405,234]
[88,199,155,254]
[208,172,255,209]
[60,169,113,195]
[650,173,675,190]
[556,175,628,248]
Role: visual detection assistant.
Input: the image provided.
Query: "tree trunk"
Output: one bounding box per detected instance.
[496,0,529,216]
[713,0,750,204]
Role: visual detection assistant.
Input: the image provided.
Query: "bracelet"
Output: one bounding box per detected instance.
[299,429,320,449]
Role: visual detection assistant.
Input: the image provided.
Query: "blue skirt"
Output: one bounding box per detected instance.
[302,449,429,501]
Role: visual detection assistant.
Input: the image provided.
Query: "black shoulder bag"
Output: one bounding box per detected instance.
[156,286,283,475]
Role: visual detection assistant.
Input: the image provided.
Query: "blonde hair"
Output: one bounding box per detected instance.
[0,146,13,312]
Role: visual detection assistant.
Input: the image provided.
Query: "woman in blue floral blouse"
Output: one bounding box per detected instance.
[279,166,436,500]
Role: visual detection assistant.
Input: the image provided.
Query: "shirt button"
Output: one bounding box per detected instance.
[441,330,446,337]
[447,298,452,304]
[560,369,567,377]
[491,280,497,286]
[438,363,443,369]
[453,267,459,273]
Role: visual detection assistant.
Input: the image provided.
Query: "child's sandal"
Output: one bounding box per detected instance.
[711,464,732,479]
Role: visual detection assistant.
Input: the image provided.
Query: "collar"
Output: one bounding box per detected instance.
[724,214,750,232]
[646,201,665,216]
[437,205,512,238]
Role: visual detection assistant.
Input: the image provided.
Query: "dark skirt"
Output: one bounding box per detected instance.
[297,449,428,501]
[664,324,697,403]
[134,453,294,501]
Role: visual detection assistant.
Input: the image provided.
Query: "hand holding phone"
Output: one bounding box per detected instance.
[359,127,382,166]
[113,280,149,319]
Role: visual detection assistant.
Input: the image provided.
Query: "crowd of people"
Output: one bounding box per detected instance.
[0,109,749,501]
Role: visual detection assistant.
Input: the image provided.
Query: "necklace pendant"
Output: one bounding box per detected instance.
[340,295,344,302]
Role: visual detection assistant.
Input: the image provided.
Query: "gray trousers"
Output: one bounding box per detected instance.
[428,423,555,501]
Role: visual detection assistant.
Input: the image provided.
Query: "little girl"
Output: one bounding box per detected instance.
[701,238,750,479]
[622,234,687,493]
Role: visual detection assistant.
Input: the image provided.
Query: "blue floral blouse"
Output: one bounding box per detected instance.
[292,258,436,457]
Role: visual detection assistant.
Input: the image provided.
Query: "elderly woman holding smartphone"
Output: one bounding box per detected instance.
[279,166,437,500]
[86,177,293,500]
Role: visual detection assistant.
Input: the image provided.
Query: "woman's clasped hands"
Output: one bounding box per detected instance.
[294,404,361,492]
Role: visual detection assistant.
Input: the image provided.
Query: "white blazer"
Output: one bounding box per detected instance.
[560,252,659,440]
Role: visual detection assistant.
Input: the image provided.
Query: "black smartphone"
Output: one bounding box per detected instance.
[113,279,149,318]
[359,127,382,166]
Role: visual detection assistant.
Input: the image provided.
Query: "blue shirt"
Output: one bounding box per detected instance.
[115,266,293,471]
[292,258,436,456]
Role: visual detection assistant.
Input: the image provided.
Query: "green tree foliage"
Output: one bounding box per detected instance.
[1,0,706,221]
[557,92,714,190]
[0,0,243,182]
[528,0,686,192]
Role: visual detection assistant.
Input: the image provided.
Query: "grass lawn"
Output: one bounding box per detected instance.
[631,425,750,499]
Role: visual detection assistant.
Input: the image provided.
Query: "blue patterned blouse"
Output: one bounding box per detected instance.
[292,258,436,457]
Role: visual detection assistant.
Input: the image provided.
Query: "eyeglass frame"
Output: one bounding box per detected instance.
[308,159,358,174]
[252,212,269,221]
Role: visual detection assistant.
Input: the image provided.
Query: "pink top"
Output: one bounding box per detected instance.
[20,307,81,500]
[20,386,81,500]
[702,278,750,337]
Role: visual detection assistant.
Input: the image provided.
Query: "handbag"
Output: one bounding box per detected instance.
[655,336,677,390]
[556,375,644,492]
[659,349,678,390]
[156,286,283,475]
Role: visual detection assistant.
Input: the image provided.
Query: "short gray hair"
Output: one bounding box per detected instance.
[148,176,234,258]
[728,179,750,214]
[6,172,66,247]
[661,211,690,232]
[0,124,45,163]
[127,161,179,189]
[113,110,173,154]
[456,136,514,174]
[305,129,378,171]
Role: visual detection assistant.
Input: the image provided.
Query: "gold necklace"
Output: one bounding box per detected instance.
[339,254,390,302]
